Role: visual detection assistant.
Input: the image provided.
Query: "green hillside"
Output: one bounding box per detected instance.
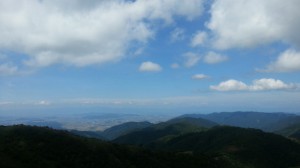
[101,121,153,140]
[115,125,300,168]
[275,124,300,142]
[2,117,300,168]
[0,125,229,168]
[161,127,300,168]
[114,117,217,145]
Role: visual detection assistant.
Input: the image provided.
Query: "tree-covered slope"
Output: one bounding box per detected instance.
[114,124,300,168]
[156,126,300,168]
[101,121,153,140]
[0,125,229,168]
[114,117,217,145]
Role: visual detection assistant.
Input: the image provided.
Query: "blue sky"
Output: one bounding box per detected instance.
[0,0,300,114]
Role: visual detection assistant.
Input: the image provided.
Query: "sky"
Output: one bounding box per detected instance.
[0,0,300,114]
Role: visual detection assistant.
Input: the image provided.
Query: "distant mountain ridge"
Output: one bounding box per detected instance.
[114,117,217,146]
[71,112,300,140]
[101,121,153,140]
[157,117,218,128]
[179,111,298,131]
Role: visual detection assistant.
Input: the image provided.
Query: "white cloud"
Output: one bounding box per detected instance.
[133,47,144,56]
[210,79,248,91]
[210,78,297,91]
[249,78,294,91]
[190,31,207,47]
[207,0,300,49]
[203,51,228,64]
[139,61,162,72]
[262,49,300,72]
[171,63,180,69]
[170,28,185,42]
[38,100,51,105]
[192,74,209,80]
[0,0,204,67]
[183,52,201,68]
[0,63,18,76]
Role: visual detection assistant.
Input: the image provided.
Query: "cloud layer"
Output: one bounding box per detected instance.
[170,28,185,42]
[207,0,300,49]
[183,52,201,68]
[0,63,18,76]
[0,0,204,67]
[190,31,207,47]
[210,78,297,91]
[263,49,300,72]
[203,51,228,64]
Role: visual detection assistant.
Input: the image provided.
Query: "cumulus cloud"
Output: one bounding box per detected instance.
[203,51,228,64]
[170,28,185,42]
[250,78,295,91]
[192,74,209,80]
[207,0,300,49]
[183,52,201,68]
[210,78,297,91]
[0,0,204,67]
[139,61,162,72]
[190,31,207,47]
[210,79,248,91]
[262,49,300,72]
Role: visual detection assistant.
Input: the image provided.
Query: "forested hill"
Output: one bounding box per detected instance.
[1,115,300,168]
[114,125,300,168]
[0,125,231,168]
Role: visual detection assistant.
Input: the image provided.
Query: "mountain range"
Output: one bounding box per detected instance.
[71,112,300,141]
[1,111,300,168]
[179,111,297,131]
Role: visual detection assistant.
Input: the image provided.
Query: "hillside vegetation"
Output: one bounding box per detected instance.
[114,120,300,168]
[0,125,230,168]
[2,112,300,168]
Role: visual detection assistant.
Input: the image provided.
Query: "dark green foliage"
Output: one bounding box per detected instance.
[69,130,106,140]
[115,126,300,168]
[270,116,300,132]
[158,117,218,128]
[2,115,300,168]
[24,121,63,129]
[290,130,300,140]
[114,117,216,145]
[275,123,300,142]
[0,125,229,168]
[101,121,153,140]
[168,127,300,168]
